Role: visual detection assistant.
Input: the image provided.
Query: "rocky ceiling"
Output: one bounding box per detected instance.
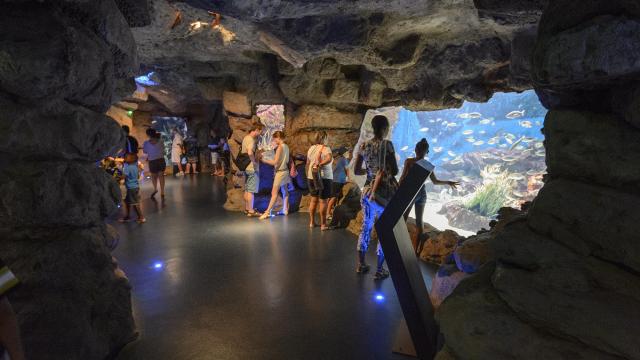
[121,0,547,114]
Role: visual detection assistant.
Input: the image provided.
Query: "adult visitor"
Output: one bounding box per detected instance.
[259,131,291,219]
[143,128,166,198]
[171,128,185,176]
[0,258,25,360]
[242,123,264,217]
[327,147,350,220]
[306,131,333,230]
[121,125,139,155]
[184,135,199,174]
[208,129,223,176]
[353,115,398,280]
[399,138,459,254]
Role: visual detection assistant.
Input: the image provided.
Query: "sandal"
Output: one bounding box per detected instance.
[374,268,390,280]
[136,218,146,224]
[247,211,262,218]
[321,225,330,231]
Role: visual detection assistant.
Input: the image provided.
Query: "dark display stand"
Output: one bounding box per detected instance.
[375,160,438,360]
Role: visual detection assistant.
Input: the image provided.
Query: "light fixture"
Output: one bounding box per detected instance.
[374,293,385,303]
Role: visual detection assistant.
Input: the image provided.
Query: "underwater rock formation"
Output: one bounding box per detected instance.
[0,2,137,359]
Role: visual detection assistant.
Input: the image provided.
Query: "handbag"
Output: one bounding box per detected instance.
[289,157,298,178]
[369,140,399,207]
[310,145,325,190]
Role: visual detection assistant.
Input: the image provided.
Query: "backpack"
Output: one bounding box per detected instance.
[234,148,252,171]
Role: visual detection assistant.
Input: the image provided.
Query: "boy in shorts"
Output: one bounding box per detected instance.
[119,153,146,223]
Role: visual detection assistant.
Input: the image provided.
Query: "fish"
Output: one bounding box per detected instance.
[509,136,525,151]
[447,151,457,157]
[419,127,429,132]
[512,190,527,198]
[462,130,474,135]
[487,138,498,145]
[447,122,458,127]
[458,112,482,119]
[432,138,438,143]
[534,142,544,149]
[522,137,535,143]
[461,176,473,182]
[505,138,513,145]
[526,169,544,176]
[535,150,546,157]
[501,156,518,162]
[400,145,409,151]
[479,130,486,135]
[535,121,542,126]
[473,140,485,146]
[508,174,526,181]
[519,120,533,128]
[506,110,525,119]
[515,145,525,151]
[479,118,492,125]
[433,147,443,153]
[480,153,492,159]
[499,144,508,148]
[442,157,450,162]
[466,137,476,143]
[450,158,464,165]
[505,133,516,141]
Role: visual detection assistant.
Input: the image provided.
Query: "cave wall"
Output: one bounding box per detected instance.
[435,2,640,359]
[0,2,137,359]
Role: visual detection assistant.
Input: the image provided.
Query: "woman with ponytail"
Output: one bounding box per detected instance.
[399,138,460,254]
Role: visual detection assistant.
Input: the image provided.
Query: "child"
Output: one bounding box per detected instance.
[399,138,459,254]
[119,153,146,224]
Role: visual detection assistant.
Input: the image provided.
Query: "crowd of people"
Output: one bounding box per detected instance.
[108,115,459,280]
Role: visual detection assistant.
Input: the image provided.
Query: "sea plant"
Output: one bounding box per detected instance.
[464,170,514,217]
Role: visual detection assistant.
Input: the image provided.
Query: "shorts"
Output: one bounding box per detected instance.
[211,152,220,164]
[171,151,182,164]
[245,171,259,193]
[187,156,198,164]
[414,185,427,206]
[125,188,140,205]
[307,178,332,199]
[331,181,345,198]
[274,170,291,189]
[148,158,166,174]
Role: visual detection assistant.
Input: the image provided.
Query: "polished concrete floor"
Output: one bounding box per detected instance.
[113,175,434,360]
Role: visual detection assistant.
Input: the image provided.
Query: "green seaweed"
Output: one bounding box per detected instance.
[464,172,513,217]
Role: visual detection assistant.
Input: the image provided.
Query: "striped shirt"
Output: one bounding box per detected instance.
[0,259,18,296]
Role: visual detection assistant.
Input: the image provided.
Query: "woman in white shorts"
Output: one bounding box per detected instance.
[260,131,291,219]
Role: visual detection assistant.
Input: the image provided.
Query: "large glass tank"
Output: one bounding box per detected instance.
[390,90,547,235]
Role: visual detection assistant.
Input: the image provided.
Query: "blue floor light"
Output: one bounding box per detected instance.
[374,293,385,303]
[152,261,164,270]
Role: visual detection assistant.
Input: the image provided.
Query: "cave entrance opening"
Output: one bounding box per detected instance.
[151,116,188,174]
[379,90,547,235]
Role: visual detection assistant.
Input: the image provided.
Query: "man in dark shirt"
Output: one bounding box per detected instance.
[0,259,25,360]
[122,125,139,155]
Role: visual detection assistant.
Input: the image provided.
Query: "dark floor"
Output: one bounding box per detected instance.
[113,175,434,360]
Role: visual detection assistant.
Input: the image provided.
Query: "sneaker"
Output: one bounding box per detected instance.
[247,211,262,218]
[356,263,370,274]
[374,268,390,280]
[259,212,272,220]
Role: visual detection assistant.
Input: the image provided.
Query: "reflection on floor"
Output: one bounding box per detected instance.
[113,176,434,360]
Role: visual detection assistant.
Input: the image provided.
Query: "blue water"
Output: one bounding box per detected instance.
[392,90,547,168]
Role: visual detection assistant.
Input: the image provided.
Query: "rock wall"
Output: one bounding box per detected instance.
[436,3,640,359]
[0,2,137,359]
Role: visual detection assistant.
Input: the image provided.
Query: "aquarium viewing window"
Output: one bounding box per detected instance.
[389,90,547,235]
[255,104,285,158]
[151,116,188,165]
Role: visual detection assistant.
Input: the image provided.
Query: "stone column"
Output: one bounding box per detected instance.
[0,2,137,359]
[435,2,640,359]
